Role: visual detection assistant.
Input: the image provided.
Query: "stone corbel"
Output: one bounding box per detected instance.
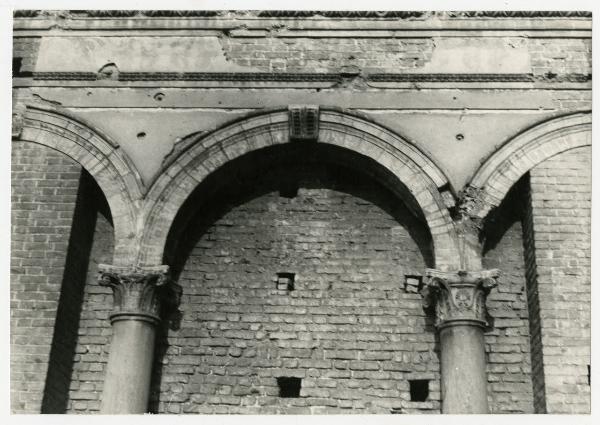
[422,269,500,329]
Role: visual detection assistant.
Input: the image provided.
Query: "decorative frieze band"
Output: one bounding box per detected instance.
[27,72,591,83]
[422,269,500,329]
[98,264,181,324]
[14,10,592,19]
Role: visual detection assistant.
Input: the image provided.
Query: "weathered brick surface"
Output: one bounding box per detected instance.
[151,162,441,414]
[527,146,591,413]
[12,37,40,74]
[10,142,82,413]
[220,37,434,72]
[483,179,534,414]
[527,38,591,77]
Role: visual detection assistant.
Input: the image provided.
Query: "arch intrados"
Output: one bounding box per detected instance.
[163,143,436,280]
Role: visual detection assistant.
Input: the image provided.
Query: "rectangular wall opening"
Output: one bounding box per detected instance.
[277,377,301,398]
[276,272,295,291]
[409,379,429,402]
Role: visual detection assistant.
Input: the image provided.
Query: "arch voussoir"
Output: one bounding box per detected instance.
[469,112,591,220]
[16,103,145,264]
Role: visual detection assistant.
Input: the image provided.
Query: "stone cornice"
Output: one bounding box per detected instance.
[14,10,592,19]
[12,10,591,34]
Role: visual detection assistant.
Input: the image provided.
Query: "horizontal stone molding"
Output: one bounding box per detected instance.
[14,10,593,19]
[26,72,591,83]
[468,112,591,219]
[137,108,459,269]
[14,103,145,265]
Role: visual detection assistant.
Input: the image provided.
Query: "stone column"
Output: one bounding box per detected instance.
[98,264,174,414]
[422,269,500,414]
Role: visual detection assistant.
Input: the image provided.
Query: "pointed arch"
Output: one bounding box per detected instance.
[138,108,459,269]
[468,112,591,220]
[15,104,145,265]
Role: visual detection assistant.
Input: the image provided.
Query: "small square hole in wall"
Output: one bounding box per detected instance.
[276,272,295,291]
[409,379,429,402]
[277,377,301,398]
[404,275,423,293]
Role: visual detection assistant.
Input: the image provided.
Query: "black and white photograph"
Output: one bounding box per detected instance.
[1,0,597,420]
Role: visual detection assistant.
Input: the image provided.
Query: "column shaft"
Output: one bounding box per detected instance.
[100,318,157,413]
[97,264,172,414]
[439,324,488,413]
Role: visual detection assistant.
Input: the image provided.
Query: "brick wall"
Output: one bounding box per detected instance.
[483,178,534,413]
[527,146,591,413]
[219,36,590,77]
[12,37,40,75]
[10,142,82,413]
[151,160,440,414]
[65,194,114,413]
[527,38,591,77]
[220,37,434,72]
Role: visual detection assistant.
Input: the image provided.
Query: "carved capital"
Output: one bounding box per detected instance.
[422,269,500,329]
[98,264,175,324]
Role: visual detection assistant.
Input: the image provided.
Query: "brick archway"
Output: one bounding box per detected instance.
[15,104,145,265]
[468,112,591,220]
[138,108,458,268]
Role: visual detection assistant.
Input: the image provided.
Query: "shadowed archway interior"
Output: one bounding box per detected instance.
[150,142,439,414]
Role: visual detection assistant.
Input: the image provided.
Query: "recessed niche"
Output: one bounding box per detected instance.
[277,377,301,398]
[276,272,295,291]
[409,379,429,402]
